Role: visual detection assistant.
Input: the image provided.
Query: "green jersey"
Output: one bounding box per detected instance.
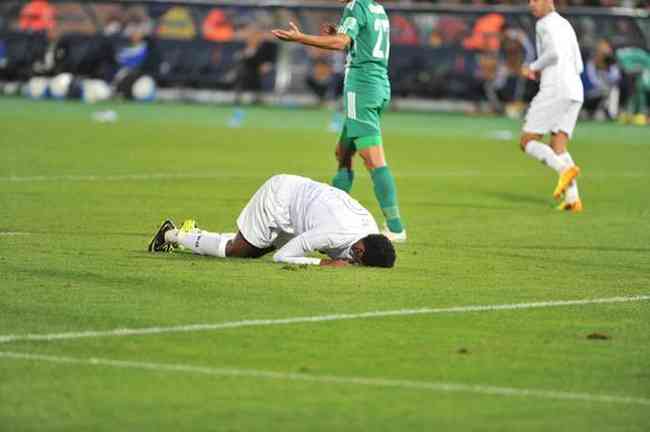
[616,47,650,73]
[337,0,391,94]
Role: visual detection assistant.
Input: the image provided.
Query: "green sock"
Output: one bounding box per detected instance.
[633,89,642,114]
[637,78,647,113]
[332,168,354,193]
[370,166,404,233]
[630,75,647,114]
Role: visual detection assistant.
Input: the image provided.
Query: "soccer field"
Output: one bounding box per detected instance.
[1,97,649,431]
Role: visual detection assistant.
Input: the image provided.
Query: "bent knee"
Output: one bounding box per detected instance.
[519,134,538,152]
[335,144,353,164]
[359,148,386,170]
[362,158,385,170]
[335,145,343,160]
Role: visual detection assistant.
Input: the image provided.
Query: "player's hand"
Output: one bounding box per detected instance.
[521,65,539,81]
[271,22,303,42]
[319,259,351,267]
[320,23,338,36]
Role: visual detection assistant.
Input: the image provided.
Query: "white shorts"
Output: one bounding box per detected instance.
[523,95,582,138]
[236,175,295,249]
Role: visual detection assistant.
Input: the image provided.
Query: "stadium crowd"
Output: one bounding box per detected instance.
[407,0,650,7]
[0,0,648,124]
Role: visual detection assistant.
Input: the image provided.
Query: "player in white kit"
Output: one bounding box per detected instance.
[148,174,396,268]
[520,0,584,212]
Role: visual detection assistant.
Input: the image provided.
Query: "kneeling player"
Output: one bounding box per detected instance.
[148,174,396,268]
[520,0,584,212]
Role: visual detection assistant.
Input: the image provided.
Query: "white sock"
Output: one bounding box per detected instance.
[525,141,567,173]
[164,229,180,244]
[177,230,229,257]
[558,152,580,203]
[557,151,574,167]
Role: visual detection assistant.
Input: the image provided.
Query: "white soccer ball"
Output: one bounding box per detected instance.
[82,79,112,104]
[49,73,73,99]
[26,77,50,99]
[132,75,156,101]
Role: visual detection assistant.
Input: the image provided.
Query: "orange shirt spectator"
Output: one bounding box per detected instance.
[19,0,55,32]
[203,9,234,42]
[390,14,419,45]
[463,13,505,52]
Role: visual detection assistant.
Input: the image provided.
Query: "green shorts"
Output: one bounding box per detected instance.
[339,88,390,150]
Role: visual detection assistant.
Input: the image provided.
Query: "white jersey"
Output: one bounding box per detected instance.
[530,11,584,102]
[236,175,379,266]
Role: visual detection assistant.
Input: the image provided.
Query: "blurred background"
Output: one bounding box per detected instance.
[0,0,648,124]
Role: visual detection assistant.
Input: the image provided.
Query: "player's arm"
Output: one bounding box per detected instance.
[272,21,351,51]
[527,23,559,74]
[272,229,351,267]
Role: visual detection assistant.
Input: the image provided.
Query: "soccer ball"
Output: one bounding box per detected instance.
[132,75,156,102]
[82,79,112,104]
[49,73,73,99]
[25,77,50,99]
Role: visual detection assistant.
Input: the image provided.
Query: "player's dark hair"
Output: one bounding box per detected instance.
[360,234,396,268]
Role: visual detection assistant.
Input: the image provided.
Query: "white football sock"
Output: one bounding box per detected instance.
[164,229,180,244]
[177,230,229,257]
[558,151,575,167]
[558,152,580,203]
[525,141,567,173]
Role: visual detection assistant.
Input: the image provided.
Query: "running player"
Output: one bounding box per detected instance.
[520,0,584,212]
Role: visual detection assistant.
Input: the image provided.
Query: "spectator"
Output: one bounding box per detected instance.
[0,39,7,70]
[581,39,621,119]
[233,28,276,104]
[615,46,650,125]
[391,14,419,45]
[203,9,234,42]
[156,6,196,40]
[31,25,68,77]
[436,16,468,46]
[463,13,505,53]
[113,22,160,100]
[19,0,55,32]
[305,46,345,106]
[306,49,334,105]
[24,25,75,99]
[491,25,537,117]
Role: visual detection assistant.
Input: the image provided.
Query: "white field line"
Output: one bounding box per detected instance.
[1,295,648,345]
[0,232,30,236]
[0,172,647,183]
[1,350,649,406]
[0,173,237,182]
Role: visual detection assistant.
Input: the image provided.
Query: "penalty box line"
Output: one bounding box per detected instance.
[1,350,649,406]
[0,295,649,345]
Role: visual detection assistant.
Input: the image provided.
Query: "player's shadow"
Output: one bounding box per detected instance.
[2,263,154,285]
[134,250,279,265]
[415,191,550,211]
[456,243,650,255]
[486,250,649,273]
[503,245,650,254]
[42,231,146,237]
[480,191,550,206]
[415,201,516,211]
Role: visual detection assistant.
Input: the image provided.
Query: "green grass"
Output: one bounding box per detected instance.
[1,97,649,431]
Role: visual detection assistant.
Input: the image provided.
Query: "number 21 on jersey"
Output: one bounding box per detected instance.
[372,19,390,60]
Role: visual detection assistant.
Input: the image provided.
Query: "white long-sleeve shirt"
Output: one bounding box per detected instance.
[530,11,584,102]
[269,176,379,265]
